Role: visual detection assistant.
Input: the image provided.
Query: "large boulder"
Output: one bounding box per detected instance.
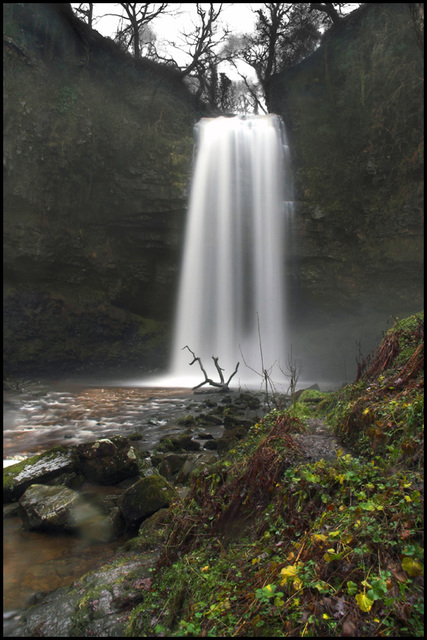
[19,483,83,531]
[18,483,125,540]
[3,446,78,503]
[75,435,139,484]
[118,474,178,528]
[157,431,201,453]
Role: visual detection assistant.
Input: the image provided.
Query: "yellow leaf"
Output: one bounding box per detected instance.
[201,566,209,572]
[280,563,303,589]
[402,557,423,577]
[312,534,328,543]
[280,564,299,582]
[293,578,303,591]
[355,593,374,612]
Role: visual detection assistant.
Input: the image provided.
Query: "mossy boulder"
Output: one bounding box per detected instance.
[223,414,254,431]
[18,483,126,540]
[123,508,171,552]
[157,432,201,453]
[157,453,188,479]
[19,483,83,531]
[118,474,178,527]
[3,446,78,503]
[75,435,139,485]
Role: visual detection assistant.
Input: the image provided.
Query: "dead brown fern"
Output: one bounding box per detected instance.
[159,414,306,566]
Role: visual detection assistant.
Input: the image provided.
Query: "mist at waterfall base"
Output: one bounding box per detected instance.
[145,114,297,390]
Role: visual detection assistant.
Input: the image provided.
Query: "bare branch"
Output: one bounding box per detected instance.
[108,3,172,58]
[182,346,239,391]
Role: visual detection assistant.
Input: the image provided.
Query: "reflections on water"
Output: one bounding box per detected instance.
[4,384,193,464]
[3,513,127,612]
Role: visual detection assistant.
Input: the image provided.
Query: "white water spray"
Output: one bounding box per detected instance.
[168,114,294,387]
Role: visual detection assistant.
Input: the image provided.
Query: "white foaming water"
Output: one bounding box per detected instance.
[160,114,294,388]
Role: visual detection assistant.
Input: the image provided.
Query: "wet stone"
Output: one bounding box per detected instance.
[75,435,139,485]
[4,448,78,503]
[19,484,85,532]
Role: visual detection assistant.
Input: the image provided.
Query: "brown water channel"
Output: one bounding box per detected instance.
[3,380,204,615]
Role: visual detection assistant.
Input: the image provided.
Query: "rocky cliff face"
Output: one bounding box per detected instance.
[269,2,424,380]
[4,3,202,375]
[3,3,424,382]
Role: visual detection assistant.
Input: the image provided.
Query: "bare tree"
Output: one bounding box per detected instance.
[309,3,350,25]
[226,3,361,111]
[279,345,302,409]
[170,3,232,107]
[73,2,96,28]
[229,3,323,110]
[107,3,171,58]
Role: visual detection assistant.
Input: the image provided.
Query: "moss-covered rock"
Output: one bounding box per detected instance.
[75,435,139,485]
[118,473,178,527]
[19,483,83,531]
[3,446,78,503]
[157,431,201,453]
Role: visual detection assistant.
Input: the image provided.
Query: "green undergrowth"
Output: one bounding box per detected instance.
[125,314,424,637]
[319,312,424,468]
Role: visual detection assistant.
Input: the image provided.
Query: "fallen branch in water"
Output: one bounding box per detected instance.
[182,346,239,391]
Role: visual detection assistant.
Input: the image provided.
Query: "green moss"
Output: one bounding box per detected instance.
[3,446,72,492]
[297,389,330,402]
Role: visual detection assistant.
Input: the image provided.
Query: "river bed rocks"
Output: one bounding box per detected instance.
[3,389,283,636]
[4,391,268,536]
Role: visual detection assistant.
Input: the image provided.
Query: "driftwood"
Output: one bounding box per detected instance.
[183,346,239,390]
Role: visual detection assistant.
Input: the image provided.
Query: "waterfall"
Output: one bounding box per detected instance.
[169,114,294,387]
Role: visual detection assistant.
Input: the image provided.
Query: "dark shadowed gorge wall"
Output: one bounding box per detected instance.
[4,3,202,376]
[269,2,423,381]
[3,3,423,382]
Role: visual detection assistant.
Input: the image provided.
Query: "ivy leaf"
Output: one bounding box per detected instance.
[280,564,303,590]
[304,471,320,483]
[324,549,344,562]
[313,580,331,593]
[346,581,358,595]
[355,593,374,612]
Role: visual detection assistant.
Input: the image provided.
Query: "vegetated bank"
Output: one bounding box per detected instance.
[124,312,423,637]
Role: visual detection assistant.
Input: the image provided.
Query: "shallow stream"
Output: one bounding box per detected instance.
[3,377,213,615]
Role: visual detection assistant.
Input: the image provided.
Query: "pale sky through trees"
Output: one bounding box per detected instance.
[72,3,264,81]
